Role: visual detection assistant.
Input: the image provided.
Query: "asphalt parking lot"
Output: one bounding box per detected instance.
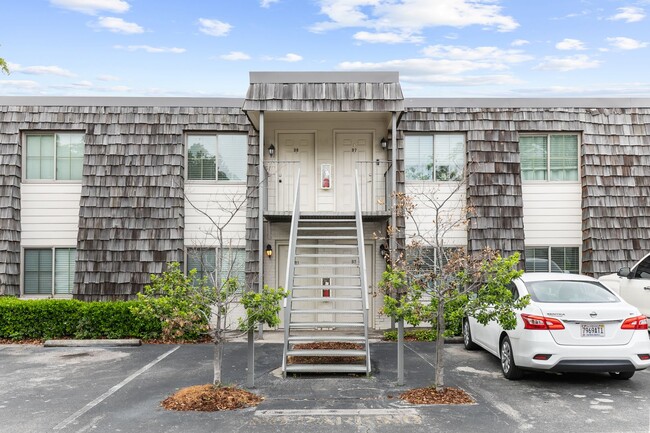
[1,339,649,433]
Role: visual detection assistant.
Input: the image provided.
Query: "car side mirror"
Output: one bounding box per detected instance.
[617,267,631,278]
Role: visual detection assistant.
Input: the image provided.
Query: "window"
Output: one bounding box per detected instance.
[187,134,247,181]
[525,246,580,274]
[186,247,245,288]
[520,134,579,181]
[24,248,76,295]
[405,134,464,181]
[25,133,84,181]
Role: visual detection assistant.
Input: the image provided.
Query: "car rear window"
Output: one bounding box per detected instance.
[524,280,619,303]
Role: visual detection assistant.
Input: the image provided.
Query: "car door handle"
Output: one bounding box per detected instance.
[644,286,650,291]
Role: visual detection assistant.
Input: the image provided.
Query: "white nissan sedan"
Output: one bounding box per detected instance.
[463,273,650,380]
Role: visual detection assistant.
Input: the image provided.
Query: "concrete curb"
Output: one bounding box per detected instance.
[43,339,141,347]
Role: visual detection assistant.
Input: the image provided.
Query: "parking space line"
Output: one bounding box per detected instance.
[53,346,180,431]
[256,409,419,417]
[404,343,435,368]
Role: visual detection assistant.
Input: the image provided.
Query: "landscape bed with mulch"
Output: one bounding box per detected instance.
[162,385,263,411]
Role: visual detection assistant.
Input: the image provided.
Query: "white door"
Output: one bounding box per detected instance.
[278,133,315,212]
[335,132,372,212]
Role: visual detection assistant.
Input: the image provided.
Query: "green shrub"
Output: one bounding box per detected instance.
[383,328,438,341]
[0,297,162,340]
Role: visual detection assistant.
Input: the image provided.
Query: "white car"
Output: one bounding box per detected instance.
[463,273,650,380]
[599,253,650,316]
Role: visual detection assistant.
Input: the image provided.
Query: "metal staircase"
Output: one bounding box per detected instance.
[282,171,371,376]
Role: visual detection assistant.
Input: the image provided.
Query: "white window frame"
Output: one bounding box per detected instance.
[185,132,247,184]
[21,247,76,298]
[185,246,246,291]
[524,245,581,274]
[404,133,466,183]
[519,133,580,182]
[22,132,85,183]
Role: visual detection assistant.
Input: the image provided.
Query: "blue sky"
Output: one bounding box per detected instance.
[1,0,649,97]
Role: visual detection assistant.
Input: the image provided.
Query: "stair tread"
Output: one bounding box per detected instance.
[295,254,359,258]
[290,309,364,314]
[298,226,356,230]
[292,285,361,289]
[293,274,361,278]
[284,364,368,373]
[291,297,362,302]
[296,244,359,249]
[294,264,359,268]
[300,219,356,223]
[288,336,367,342]
[289,322,365,327]
[297,235,358,239]
[287,349,366,357]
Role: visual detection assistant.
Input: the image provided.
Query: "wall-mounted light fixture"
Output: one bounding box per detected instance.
[265,244,273,258]
[380,137,388,149]
[268,143,275,158]
[379,243,389,261]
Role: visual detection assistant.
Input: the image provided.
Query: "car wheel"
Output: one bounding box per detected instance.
[500,336,524,380]
[462,319,479,350]
[609,371,635,380]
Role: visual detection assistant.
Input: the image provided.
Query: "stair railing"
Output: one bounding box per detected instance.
[282,168,301,375]
[354,169,371,374]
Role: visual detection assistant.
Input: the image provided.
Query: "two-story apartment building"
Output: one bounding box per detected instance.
[1,71,649,373]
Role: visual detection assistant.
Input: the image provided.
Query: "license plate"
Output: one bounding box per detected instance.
[581,323,605,337]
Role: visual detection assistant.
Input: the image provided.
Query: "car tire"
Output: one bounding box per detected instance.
[500,336,524,380]
[462,319,479,351]
[609,371,635,380]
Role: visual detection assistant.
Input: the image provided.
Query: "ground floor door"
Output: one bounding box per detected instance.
[277,243,374,328]
[335,132,373,212]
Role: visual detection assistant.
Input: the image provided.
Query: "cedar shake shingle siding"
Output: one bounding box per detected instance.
[0,113,20,295]
[400,105,650,276]
[0,102,253,300]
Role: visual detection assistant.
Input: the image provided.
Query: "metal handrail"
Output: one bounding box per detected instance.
[281,168,301,375]
[354,169,371,374]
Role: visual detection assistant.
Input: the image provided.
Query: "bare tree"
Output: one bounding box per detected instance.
[382,169,527,391]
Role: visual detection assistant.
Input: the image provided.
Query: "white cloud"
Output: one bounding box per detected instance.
[511,39,529,47]
[353,31,424,44]
[340,58,497,75]
[278,53,303,62]
[260,0,279,7]
[50,0,129,15]
[8,63,76,77]
[534,55,601,71]
[422,44,532,63]
[114,45,186,53]
[0,80,41,90]
[609,6,645,22]
[310,0,519,35]
[198,18,232,37]
[97,74,120,81]
[556,38,586,50]
[220,51,251,61]
[606,36,648,50]
[95,16,143,34]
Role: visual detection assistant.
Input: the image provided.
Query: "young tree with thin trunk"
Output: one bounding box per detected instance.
[381,169,528,391]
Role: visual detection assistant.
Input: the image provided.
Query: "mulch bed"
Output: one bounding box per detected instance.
[399,387,475,405]
[288,341,365,365]
[0,338,43,345]
[161,384,263,411]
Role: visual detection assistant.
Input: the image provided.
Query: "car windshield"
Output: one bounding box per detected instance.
[524,280,619,303]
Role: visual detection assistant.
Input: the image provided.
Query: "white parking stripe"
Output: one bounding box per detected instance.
[255,409,419,417]
[53,346,180,431]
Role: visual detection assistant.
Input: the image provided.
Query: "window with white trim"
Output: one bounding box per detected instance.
[187,134,247,181]
[405,134,465,181]
[520,134,579,181]
[23,248,76,295]
[186,247,245,289]
[525,246,580,274]
[24,133,84,181]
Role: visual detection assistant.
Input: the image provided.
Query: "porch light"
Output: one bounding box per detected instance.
[379,243,389,261]
[265,244,273,258]
[268,144,275,158]
[380,137,388,149]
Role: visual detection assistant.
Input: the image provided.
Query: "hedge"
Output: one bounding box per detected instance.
[0,297,162,340]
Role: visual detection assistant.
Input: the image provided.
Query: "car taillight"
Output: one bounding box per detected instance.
[621,315,648,330]
[521,313,565,330]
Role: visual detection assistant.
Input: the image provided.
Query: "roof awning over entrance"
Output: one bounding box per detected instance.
[242,71,404,129]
